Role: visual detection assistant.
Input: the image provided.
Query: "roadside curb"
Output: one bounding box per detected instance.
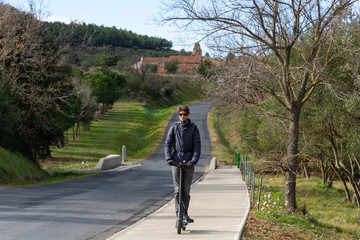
[234,171,251,240]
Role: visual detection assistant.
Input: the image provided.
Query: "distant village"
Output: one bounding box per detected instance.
[135,42,204,74]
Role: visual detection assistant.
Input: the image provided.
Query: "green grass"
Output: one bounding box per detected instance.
[207,108,236,165]
[46,102,175,171]
[246,175,360,239]
[206,106,360,239]
[296,176,360,237]
[0,146,98,185]
[0,147,48,183]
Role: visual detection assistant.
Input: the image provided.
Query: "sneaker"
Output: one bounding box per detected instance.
[185,214,194,223]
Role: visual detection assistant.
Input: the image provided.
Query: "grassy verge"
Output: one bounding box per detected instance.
[44,101,176,171]
[0,147,94,186]
[207,107,236,165]
[242,175,359,239]
[0,147,48,183]
[207,106,360,239]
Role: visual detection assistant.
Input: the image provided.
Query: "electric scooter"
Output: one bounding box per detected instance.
[170,161,188,234]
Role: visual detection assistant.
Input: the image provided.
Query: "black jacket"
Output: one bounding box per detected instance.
[164,119,201,164]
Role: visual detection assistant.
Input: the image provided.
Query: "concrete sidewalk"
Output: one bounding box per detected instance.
[107,165,250,240]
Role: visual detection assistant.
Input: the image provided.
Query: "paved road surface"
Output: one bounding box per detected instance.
[0,101,212,240]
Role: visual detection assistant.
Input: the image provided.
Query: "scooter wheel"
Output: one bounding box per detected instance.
[177,220,182,234]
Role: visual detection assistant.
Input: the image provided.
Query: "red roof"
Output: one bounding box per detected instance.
[143,57,165,63]
[168,56,202,64]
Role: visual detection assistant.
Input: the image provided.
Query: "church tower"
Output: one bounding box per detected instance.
[192,42,202,56]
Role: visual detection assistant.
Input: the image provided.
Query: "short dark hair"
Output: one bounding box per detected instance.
[177,105,190,114]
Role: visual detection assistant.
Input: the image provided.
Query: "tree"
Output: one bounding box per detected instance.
[71,69,98,137]
[160,0,359,213]
[127,56,157,82]
[299,15,360,212]
[0,76,18,150]
[85,68,127,113]
[46,21,173,50]
[139,63,158,81]
[164,60,179,73]
[197,59,213,77]
[0,3,79,161]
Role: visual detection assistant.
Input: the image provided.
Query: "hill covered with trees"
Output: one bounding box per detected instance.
[45,21,192,70]
[46,21,173,50]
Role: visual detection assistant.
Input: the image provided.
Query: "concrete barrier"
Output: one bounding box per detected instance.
[96,154,121,170]
[209,157,217,171]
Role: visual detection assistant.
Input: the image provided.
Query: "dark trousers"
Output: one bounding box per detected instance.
[171,165,194,216]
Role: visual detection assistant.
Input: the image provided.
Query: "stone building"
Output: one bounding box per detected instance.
[135,43,203,74]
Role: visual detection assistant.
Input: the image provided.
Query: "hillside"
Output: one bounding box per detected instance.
[46,21,173,50]
[46,21,192,70]
[0,147,48,183]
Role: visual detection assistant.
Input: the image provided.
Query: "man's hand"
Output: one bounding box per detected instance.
[167,159,177,166]
[186,160,196,167]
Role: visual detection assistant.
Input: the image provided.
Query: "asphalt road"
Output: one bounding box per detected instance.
[0,101,213,240]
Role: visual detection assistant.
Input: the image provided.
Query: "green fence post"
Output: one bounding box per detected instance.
[242,156,245,181]
[251,172,255,207]
[257,176,263,210]
[237,152,240,169]
[244,159,247,184]
[248,164,252,185]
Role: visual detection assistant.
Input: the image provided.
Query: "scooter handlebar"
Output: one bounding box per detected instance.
[168,162,187,167]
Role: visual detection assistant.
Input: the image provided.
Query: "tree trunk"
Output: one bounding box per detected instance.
[332,163,352,202]
[340,175,352,202]
[76,121,80,137]
[101,103,105,114]
[318,158,328,185]
[302,160,310,179]
[46,146,51,158]
[284,108,300,213]
[354,180,360,213]
[72,125,75,141]
[327,174,334,188]
[348,178,360,212]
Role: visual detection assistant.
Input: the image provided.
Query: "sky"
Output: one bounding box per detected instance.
[4,0,204,53]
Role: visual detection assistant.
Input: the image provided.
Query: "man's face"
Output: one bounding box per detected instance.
[178,111,189,123]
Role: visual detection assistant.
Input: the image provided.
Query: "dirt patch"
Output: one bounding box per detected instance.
[241,212,358,240]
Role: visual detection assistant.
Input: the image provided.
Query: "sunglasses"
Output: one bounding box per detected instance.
[178,113,188,117]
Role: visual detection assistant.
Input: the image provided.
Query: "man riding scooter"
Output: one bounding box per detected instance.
[165,105,201,225]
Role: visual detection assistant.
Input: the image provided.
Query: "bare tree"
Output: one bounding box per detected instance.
[0,2,79,160]
[160,0,359,213]
[127,56,158,82]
